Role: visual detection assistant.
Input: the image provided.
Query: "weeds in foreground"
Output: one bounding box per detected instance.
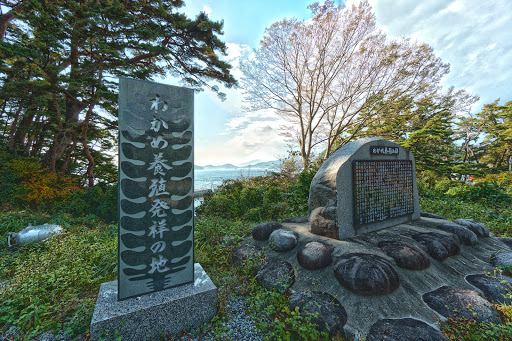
[0,211,117,338]
[245,277,349,341]
[440,316,512,340]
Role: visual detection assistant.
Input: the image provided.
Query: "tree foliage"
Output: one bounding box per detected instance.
[241,1,468,168]
[0,0,236,185]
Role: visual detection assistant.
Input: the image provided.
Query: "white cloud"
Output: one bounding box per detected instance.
[440,0,464,15]
[202,5,212,15]
[219,109,289,164]
[368,0,512,110]
[192,41,289,165]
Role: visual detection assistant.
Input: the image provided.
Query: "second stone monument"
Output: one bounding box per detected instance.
[309,137,420,240]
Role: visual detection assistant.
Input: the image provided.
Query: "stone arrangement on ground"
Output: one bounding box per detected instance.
[90,78,216,341]
[235,216,512,340]
[232,137,512,340]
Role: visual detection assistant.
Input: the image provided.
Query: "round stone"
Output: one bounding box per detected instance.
[289,291,347,338]
[490,252,512,273]
[252,221,282,241]
[498,237,512,249]
[466,274,512,305]
[366,318,449,341]
[420,212,448,220]
[422,286,500,323]
[231,244,264,266]
[411,233,460,261]
[378,241,430,270]
[268,229,299,252]
[435,223,478,246]
[333,253,400,296]
[297,241,334,270]
[309,206,338,239]
[256,260,296,294]
[452,219,490,237]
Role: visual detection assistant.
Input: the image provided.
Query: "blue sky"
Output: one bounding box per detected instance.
[161,0,511,166]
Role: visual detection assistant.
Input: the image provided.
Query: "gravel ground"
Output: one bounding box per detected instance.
[180,295,264,341]
[0,296,263,341]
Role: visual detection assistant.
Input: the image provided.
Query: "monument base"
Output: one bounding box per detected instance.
[90,263,217,341]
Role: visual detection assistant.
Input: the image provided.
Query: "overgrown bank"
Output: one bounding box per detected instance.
[1,166,512,340]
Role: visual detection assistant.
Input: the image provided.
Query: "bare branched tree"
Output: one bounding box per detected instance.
[241,1,455,168]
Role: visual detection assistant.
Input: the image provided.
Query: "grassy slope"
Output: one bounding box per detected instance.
[0,191,511,340]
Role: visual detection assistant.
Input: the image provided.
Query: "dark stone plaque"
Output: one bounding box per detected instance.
[353,160,414,227]
[370,146,399,156]
[118,77,194,300]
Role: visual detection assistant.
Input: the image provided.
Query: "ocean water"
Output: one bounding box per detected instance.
[193,168,273,210]
[194,168,272,190]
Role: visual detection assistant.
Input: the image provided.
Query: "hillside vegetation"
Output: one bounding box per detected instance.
[1,148,511,339]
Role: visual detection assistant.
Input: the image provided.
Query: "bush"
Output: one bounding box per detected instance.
[196,169,317,222]
[0,155,80,209]
[434,179,466,194]
[482,172,512,193]
[0,211,117,338]
[445,181,511,204]
[53,184,118,223]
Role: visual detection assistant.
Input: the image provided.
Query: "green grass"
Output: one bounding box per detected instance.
[1,190,512,340]
[420,195,512,236]
[0,211,117,338]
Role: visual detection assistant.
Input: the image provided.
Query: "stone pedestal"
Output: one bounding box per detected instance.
[90,263,216,341]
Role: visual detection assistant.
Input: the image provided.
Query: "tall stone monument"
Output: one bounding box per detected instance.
[90,78,217,340]
[309,137,420,239]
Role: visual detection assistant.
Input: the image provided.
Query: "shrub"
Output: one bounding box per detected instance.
[0,157,80,209]
[0,211,117,338]
[53,184,118,223]
[196,169,317,222]
[482,172,512,193]
[445,181,511,204]
[434,179,466,194]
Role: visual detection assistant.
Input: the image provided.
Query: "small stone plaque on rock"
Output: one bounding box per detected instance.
[118,77,194,300]
[353,160,414,226]
[309,137,420,239]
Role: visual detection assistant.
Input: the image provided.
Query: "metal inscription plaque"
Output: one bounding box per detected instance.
[118,78,194,300]
[353,160,414,227]
[370,145,399,156]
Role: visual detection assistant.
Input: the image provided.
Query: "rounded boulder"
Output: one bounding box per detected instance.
[268,229,299,252]
[333,253,400,296]
[366,318,449,341]
[252,221,282,241]
[422,286,500,324]
[289,291,347,338]
[466,274,512,305]
[412,232,460,261]
[231,244,264,266]
[378,241,430,270]
[256,260,296,294]
[435,223,478,246]
[452,218,489,237]
[297,241,334,270]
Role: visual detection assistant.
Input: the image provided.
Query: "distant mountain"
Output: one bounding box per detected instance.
[245,160,280,169]
[238,159,265,167]
[199,163,238,170]
[195,160,281,170]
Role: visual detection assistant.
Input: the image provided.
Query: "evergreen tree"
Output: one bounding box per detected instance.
[0,0,236,185]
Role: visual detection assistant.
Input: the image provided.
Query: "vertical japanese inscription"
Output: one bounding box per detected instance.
[118,78,194,300]
[353,160,414,227]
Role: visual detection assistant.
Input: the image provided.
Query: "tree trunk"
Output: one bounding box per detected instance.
[81,103,96,187]
[12,111,35,151]
[42,92,85,170]
[60,131,78,174]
